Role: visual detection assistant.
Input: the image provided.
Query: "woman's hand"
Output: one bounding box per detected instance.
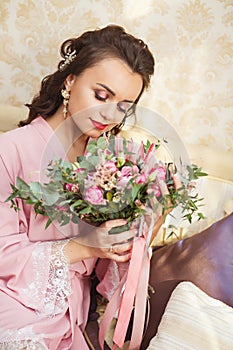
[63,219,136,264]
[76,218,137,247]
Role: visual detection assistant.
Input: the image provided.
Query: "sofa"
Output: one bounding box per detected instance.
[1,104,233,349]
[142,213,233,349]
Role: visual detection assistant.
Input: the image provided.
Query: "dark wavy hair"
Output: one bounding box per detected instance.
[20,25,155,134]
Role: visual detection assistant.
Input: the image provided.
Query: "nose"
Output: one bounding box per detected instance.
[100,102,124,123]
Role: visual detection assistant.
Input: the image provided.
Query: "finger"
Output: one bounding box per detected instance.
[106,248,131,262]
[111,241,133,253]
[102,219,127,228]
[112,252,131,263]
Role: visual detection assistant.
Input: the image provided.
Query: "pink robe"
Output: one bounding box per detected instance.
[0,117,97,349]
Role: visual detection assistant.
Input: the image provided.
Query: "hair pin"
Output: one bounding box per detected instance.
[59,50,77,71]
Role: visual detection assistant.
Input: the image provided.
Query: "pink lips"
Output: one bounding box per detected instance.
[91,119,108,131]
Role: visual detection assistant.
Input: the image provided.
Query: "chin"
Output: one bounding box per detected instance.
[83,129,105,138]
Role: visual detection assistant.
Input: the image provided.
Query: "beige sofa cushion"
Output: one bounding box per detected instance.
[147,281,233,350]
[0,104,27,132]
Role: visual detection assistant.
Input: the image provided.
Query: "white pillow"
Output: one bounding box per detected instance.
[147,281,233,350]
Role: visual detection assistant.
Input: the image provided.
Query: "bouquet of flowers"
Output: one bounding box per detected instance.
[7,135,207,235]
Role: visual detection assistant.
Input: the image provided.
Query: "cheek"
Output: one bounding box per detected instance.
[68,91,94,114]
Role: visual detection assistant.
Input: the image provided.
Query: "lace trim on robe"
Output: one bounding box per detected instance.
[0,325,48,349]
[103,260,120,300]
[22,240,71,316]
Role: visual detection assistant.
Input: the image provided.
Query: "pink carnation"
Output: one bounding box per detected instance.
[64,183,80,192]
[120,165,139,177]
[156,165,167,181]
[103,161,118,173]
[121,166,133,177]
[148,185,161,197]
[85,186,105,205]
[135,173,147,184]
[117,176,132,189]
[64,183,73,191]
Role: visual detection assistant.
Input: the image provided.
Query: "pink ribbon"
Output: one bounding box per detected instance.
[99,236,151,350]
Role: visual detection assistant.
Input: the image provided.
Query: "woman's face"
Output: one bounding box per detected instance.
[64,58,143,138]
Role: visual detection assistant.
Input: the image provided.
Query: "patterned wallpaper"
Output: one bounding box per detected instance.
[0,0,232,154]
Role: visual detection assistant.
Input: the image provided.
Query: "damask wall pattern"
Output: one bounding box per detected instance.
[0,0,232,154]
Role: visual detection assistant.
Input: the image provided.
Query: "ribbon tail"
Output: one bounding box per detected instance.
[98,272,127,350]
[112,237,145,349]
[129,248,152,350]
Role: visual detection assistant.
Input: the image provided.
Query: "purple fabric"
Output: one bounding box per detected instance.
[141,213,233,350]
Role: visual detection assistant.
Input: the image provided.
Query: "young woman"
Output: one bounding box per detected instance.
[0,25,157,349]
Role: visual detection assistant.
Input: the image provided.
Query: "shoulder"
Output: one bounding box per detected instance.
[0,118,51,178]
[0,124,37,160]
[0,117,51,154]
[0,125,35,177]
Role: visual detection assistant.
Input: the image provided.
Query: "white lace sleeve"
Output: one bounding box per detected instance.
[22,240,71,317]
[0,325,48,349]
[45,240,72,315]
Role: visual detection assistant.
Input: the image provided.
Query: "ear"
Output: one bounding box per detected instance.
[64,74,76,91]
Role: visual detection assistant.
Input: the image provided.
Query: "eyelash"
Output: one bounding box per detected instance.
[95,91,134,115]
[117,102,134,114]
[95,91,108,102]
[117,103,127,113]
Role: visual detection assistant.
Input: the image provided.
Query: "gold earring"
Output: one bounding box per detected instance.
[61,89,70,119]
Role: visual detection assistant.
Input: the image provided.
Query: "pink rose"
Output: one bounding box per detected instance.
[85,186,105,205]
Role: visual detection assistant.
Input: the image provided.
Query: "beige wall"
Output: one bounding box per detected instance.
[0,0,232,155]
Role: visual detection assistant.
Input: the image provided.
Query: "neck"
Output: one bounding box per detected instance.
[46,107,89,161]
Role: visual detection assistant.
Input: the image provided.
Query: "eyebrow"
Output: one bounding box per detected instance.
[96,83,115,96]
[96,83,134,103]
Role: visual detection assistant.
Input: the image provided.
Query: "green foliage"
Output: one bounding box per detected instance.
[6,136,208,232]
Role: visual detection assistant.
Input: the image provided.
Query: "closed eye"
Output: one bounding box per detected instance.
[117,101,134,114]
[95,91,109,102]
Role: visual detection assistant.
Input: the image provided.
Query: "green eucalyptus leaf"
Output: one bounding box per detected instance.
[97,137,107,149]
[131,184,142,201]
[29,182,43,200]
[79,207,93,215]
[108,222,130,235]
[40,187,60,206]
[16,177,30,191]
